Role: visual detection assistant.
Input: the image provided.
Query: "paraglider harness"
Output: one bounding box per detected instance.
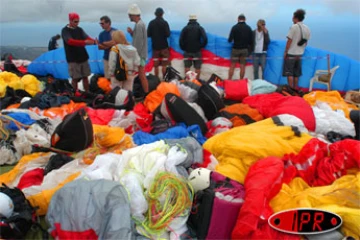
[0,184,49,239]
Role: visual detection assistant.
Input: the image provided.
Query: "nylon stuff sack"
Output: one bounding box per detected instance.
[51,108,93,152]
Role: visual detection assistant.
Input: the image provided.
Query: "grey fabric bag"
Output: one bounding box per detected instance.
[46,179,136,240]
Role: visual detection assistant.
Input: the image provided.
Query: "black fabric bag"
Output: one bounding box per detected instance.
[44,154,74,175]
[297,38,307,46]
[196,84,225,120]
[113,46,128,81]
[89,74,105,94]
[0,184,48,239]
[187,189,215,239]
[187,172,245,240]
[297,24,308,46]
[44,79,74,95]
[133,74,161,98]
[51,108,93,152]
[160,93,208,134]
[208,73,223,85]
[92,86,135,111]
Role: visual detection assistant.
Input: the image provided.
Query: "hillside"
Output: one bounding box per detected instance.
[0,46,47,61]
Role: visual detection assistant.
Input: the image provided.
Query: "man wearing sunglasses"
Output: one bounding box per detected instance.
[61,12,97,92]
[98,16,116,79]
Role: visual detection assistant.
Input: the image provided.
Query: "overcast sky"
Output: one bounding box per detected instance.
[0,0,359,60]
[0,0,359,23]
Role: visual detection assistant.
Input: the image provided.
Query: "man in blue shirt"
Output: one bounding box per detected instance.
[98,16,116,79]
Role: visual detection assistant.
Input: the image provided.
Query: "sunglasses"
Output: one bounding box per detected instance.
[73,20,79,23]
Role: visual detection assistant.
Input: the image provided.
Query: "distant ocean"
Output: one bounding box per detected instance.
[1,19,359,61]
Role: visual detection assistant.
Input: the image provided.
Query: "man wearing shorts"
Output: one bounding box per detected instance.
[127,4,149,93]
[147,7,171,79]
[283,9,311,89]
[228,14,253,80]
[179,15,208,79]
[62,12,97,92]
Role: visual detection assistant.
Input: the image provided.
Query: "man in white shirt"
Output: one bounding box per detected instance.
[127,3,149,94]
[282,9,311,89]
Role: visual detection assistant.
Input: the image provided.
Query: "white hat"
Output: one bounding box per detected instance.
[0,192,14,218]
[128,4,141,15]
[188,168,211,193]
[189,14,197,20]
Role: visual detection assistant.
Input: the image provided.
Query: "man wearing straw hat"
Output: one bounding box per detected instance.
[179,14,208,79]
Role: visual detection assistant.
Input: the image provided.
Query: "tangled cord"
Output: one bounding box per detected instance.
[0,114,31,140]
[141,172,193,237]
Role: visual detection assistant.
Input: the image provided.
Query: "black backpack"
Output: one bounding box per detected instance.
[196,84,225,120]
[0,184,48,239]
[112,46,128,81]
[51,108,93,152]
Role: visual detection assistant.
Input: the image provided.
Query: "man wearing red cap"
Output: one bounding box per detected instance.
[61,12,97,92]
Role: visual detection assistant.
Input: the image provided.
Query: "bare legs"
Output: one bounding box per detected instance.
[239,63,245,80]
[138,66,149,93]
[72,77,89,92]
[195,69,201,80]
[154,66,168,80]
[287,76,299,89]
[228,62,245,80]
[228,62,236,80]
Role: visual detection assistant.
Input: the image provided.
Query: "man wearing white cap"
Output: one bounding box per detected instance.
[179,14,208,79]
[127,4,149,94]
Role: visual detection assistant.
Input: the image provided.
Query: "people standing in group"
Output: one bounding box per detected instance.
[252,19,270,79]
[98,16,116,79]
[147,7,171,79]
[61,12,97,92]
[283,9,310,89]
[179,14,208,79]
[48,34,61,51]
[108,30,140,91]
[127,3,149,94]
[228,14,252,80]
